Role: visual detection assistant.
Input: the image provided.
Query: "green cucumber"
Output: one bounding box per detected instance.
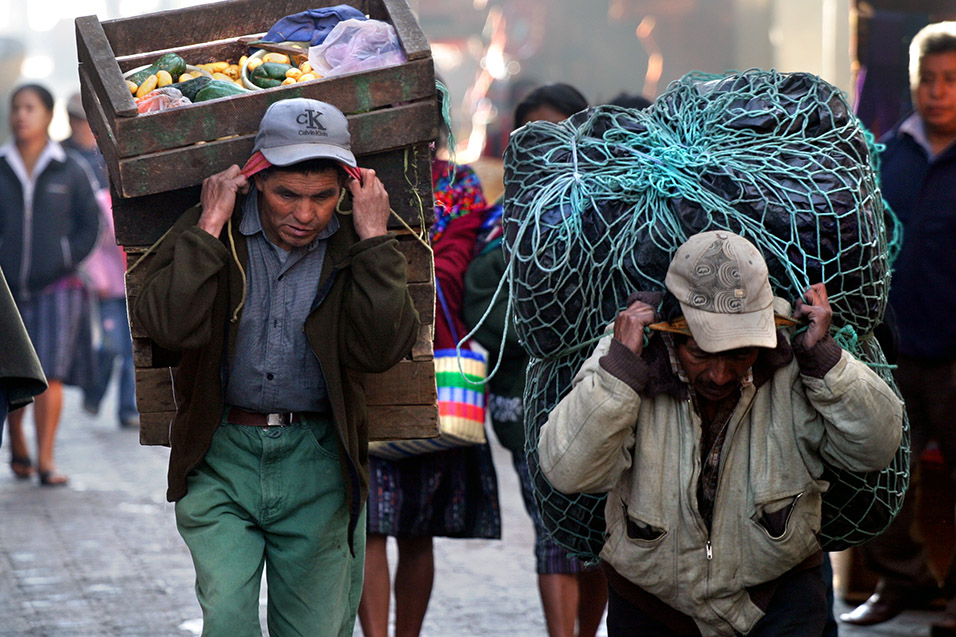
[128,53,187,87]
[252,77,283,88]
[250,62,294,88]
[193,80,249,102]
[168,76,212,101]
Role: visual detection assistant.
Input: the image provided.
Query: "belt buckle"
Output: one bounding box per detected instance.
[265,413,293,428]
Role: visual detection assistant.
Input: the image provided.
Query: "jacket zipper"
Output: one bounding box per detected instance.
[684,399,713,563]
[19,185,34,298]
[690,388,756,563]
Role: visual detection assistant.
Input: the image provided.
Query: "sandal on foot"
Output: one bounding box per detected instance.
[38,470,68,487]
[10,456,34,480]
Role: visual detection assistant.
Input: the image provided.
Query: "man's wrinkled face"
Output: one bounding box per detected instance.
[676,337,759,401]
[915,51,956,138]
[254,169,341,251]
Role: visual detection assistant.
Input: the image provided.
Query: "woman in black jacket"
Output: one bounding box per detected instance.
[0,84,99,486]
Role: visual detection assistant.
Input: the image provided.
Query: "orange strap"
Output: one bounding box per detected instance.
[647,314,802,335]
[241,150,363,183]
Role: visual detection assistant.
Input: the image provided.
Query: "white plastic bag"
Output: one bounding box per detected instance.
[136,87,191,114]
[307,18,407,77]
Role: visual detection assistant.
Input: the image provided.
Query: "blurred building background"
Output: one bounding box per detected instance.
[0,0,953,155]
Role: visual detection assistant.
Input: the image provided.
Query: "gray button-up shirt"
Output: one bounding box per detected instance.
[223,187,338,413]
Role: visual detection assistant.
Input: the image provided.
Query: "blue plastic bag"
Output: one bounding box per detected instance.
[262,5,366,47]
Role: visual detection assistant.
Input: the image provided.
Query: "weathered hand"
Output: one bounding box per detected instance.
[793,282,833,349]
[613,299,658,356]
[348,168,390,240]
[198,165,248,238]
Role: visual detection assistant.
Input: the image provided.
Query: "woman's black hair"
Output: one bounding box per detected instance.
[607,92,652,110]
[513,83,588,128]
[12,83,55,112]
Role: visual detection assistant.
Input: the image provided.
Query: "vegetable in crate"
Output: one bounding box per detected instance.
[127,53,187,86]
[169,76,212,101]
[193,79,248,102]
[249,62,295,88]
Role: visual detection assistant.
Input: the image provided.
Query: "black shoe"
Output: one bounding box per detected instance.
[932,613,956,637]
[82,400,100,416]
[840,583,944,626]
[120,415,140,429]
[839,591,908,626]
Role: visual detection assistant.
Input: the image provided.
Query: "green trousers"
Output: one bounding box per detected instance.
[175,411,365,637]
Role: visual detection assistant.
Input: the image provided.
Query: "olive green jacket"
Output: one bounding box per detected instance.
[134,202,420,549]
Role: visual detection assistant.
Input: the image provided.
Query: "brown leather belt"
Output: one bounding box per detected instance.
[226,407,301,428]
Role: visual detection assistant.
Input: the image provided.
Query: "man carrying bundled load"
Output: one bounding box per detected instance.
[133,98,420,636]
[538,230,903,635]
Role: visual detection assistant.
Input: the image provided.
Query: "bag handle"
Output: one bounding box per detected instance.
[434,276,459,345]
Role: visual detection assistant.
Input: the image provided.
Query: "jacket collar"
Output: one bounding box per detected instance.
[0,139,66,188]
[898,112,956,159]
[642,329,794,401]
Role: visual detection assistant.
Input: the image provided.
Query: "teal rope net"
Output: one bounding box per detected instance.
[499,69,910,559]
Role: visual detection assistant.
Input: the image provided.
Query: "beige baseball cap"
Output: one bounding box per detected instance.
[664,230,776,353]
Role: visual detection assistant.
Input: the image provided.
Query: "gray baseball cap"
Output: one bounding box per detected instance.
[252,98,357,168]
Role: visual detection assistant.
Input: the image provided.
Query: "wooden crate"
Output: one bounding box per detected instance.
[75,0,440,445]
[75,0,437,239]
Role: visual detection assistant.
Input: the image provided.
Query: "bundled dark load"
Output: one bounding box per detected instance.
[503,70,894,357]
[501,69,908,557]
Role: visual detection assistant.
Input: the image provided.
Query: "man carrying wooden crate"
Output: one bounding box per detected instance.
[133,98,420,636]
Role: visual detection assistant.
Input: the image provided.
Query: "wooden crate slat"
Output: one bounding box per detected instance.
[113,185,203,247]
[396,233,434,284]
[359,144,434,232]
[98,0,430,64]
[112,102,436,198]
[99,0,375,59]
[109,57,435,159]
[408,282,434,325]
[79,66,122,189]
[135,367,178,414]
[117,40,254,71]
[75,15,138,118]
[363,359,436,406]
[411,322,435,361]
[132,337,153,368]
[368,405,439,441]
[126,296,148,339]
[375,0,432,60]
[140,411,175,446]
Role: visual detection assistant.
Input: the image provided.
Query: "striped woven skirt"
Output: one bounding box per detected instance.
[16,276,88,381]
